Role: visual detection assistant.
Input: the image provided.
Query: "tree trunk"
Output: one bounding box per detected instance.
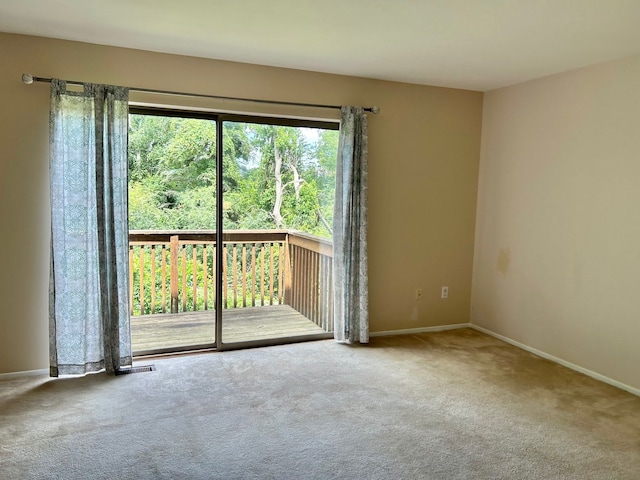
[290,163,303,201]
[318,208,333,235]
[272,134,285,228]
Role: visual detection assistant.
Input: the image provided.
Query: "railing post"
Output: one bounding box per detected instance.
[170,235,179,313]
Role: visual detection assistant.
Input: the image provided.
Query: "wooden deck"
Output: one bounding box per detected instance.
[131,304,325,352]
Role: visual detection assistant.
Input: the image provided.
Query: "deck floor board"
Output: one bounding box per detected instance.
[131,304,325,352]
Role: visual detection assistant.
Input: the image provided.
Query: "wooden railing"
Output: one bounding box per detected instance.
[128,230,334,332]
[288,232,334,332]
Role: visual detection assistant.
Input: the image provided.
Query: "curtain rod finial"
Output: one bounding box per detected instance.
[370,106,380,114]
[22,73,34,84]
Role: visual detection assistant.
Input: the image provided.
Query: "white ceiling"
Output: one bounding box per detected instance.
[2,0,640,91]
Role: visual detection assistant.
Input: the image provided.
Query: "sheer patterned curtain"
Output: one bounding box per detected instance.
[333,106,369,343]
[49,79,131,376]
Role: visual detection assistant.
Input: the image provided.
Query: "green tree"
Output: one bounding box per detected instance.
[128,116,251,230]
[229,124,335,235]
[314,129,339,236]
[128,115,336,236]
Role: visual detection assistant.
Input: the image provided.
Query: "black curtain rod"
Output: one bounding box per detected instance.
[21,74,380,114]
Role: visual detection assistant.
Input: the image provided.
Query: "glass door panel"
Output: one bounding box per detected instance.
[128,111,217,354]
[220,120,337,345]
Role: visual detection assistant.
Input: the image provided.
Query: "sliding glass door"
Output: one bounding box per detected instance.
[128,108,337,354]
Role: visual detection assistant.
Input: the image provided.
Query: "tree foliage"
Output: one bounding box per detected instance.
[128,115,338,237]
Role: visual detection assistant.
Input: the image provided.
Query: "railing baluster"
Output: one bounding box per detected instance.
[251,244,256,307]
[284,237,292,305]
[232,244,238,308]
[278,242,284,305]
[181,244,187,312]
[150,245,156,314]
[318,255,327,331]
[192,246,198,311]
[307,249,314,320]
[299,247,304,314]
[302,247,308,316]
[223,244,228,309]
[298,247,305,317]
[212,245,216,309]
[306,248,312,319]
[301,248,305,314]
[307,249,313,322]
[129,245,134,315]
[242,244,247,308]
[269,243,274,306]
[161,245,167,313]
[289,245,300,311]
[203,245,208,310]
[139,246,145,315]
[260,244,265,307]
[311,250,318,325]
[316,253,323,327]
[325,255,331,331]
[295,246,302,313]
[328,255,334,332]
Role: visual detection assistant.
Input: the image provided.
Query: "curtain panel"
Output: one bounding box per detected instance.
[49,80,131,376]
[333,106,369,343]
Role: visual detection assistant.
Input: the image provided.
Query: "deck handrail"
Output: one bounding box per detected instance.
[129,229,290,243]
[128,230,334,331]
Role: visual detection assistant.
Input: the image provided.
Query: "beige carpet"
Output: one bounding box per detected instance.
[1,329,639,479]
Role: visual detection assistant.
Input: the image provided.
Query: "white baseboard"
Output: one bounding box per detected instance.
[370,323,471,337]
[470,324,640,398]
[0,368,49,380]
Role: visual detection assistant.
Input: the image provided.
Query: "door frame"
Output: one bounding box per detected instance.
[128,106,337,356]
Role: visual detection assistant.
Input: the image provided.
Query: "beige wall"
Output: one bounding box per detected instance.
[473,54,640,391]
[0,33,483,374]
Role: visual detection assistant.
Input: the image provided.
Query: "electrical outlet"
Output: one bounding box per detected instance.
[441,286,449,299]
[415,288,423,301]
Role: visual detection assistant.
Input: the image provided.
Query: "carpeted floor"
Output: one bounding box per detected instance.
[1,328,639,479]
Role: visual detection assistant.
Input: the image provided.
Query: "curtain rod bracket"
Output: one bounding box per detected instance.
[21,73,380,114]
